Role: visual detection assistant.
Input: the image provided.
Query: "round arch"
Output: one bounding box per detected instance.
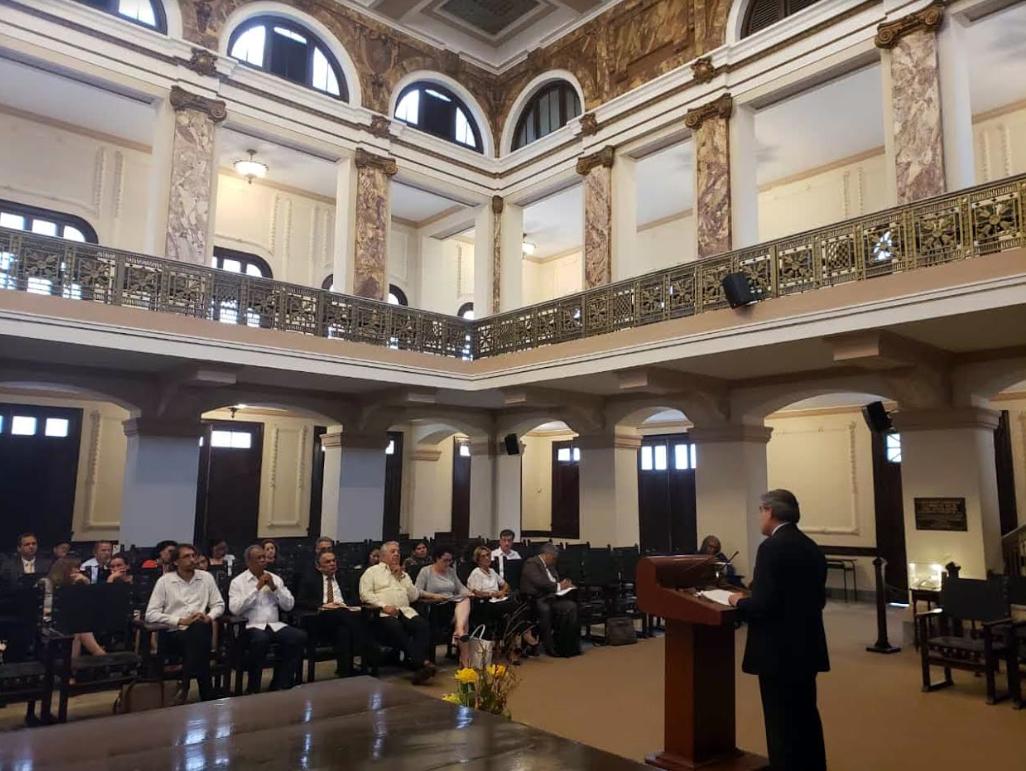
[500,70,585,156]
[0,381,142,415]
[724,0,750,45]
[736,384,899,424]
[389,70,494,157]
[157,0,183,38]
[218,1,362,107]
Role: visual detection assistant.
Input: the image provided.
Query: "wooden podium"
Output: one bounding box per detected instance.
[636,555,766,771]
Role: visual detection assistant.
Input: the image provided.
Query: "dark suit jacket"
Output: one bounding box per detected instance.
[520,556,559,598]
[296,571,353,613]
[736,524,829,677]
[0,555,52,590]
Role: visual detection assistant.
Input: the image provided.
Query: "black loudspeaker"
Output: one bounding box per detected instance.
[721,272,757,308]
[862,401,892,434]
[503,433,520,455]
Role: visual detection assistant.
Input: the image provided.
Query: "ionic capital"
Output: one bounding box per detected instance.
[875,2,944,49]
[355,147,398,176]
[684,93,733,131]
[575,145,615,176]
[169,85,226,123]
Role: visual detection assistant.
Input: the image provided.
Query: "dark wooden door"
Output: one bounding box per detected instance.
[0,403,82,549]
[308,426,327,538]
[382,431,403,541]
[551,440,580,539]
[195,420,263,550]
[451,438,471,540]
[995,410,1020,536]
[638,434,697,554]
[870,429,908,600]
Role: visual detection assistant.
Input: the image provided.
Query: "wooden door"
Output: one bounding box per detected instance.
[451,438,471,540]
[638,434,697,554]
[307,426,327,537]
[996,410,1020,536]
[551,440,580,539]
[195,420,263,550]
[382,431,403,541]
[870,429,908,600]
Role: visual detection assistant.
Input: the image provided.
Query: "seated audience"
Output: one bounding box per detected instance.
[415,544,473,666]
[491,529,521,579]
[359,541,435,684]
[1,532,52,588]
[195,554,210,572]
[297,551,373,677]
[315,537,334,556]
[207,539,235,572]
[52,539,71,561]
[81,540,114,583]
[403,540,431,574]
[467,545,538,652]
[365,547,381,567]
[144,544,225,703]
[261,539,279,569]
[229,545,305,693]
[699,535,739,585]
[40,557,106,659]
[106,554,133,584]
[141,540,177,573]
[520,543,579,658]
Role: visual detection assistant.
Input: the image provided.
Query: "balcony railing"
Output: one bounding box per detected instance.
[0,173,1023,360]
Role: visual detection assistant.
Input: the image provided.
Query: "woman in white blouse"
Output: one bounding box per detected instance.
[467,546,508,599]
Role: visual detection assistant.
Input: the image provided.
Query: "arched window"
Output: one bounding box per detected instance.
[213,246,272,278]
[228,16,348,100]
[0,200,97,242]
[457,302,474,320]
[512,81,581,150]
[394,82,481,152]
[76,0,167,32]
[321,274,334,290]
[741,0,823,38]
[387,284,408,306]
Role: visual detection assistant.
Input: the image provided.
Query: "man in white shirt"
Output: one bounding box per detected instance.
[81,541,113,584]
[359,541,434,684]
[490,529,522,579]
[297,551,373,677]
[145,543,225,702]
[229,544,306,693]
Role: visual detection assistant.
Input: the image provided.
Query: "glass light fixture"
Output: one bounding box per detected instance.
[234,149,267,184]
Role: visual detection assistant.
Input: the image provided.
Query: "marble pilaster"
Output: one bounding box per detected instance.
[353,148,398,300]
[686,94,733,259]
[877,3,946,203]
[576,146,614,288]
[164,87,225,265]
[492,195,503,312]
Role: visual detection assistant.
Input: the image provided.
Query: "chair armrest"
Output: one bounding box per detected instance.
[39,627,73,643]
[981,617,1014,629]
[914,608,945,620]
[132,619,168,633]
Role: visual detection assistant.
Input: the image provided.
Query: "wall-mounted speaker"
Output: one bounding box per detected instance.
[862,401,892,434]
[503,433,520,455]
[721,272,758,308]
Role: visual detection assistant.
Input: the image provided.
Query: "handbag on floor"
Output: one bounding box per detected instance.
[605,616,637,646]
[113,679,177,714]
[466,625,493,670]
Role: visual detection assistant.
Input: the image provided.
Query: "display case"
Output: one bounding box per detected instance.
[907,562,945,592]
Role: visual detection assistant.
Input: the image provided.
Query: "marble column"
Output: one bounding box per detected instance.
[320,430,388,542]
[119,418,204,547]
[164,86,226,265]
[353,148,398,300]
[689,423,772,577]
[469,439,497,538]
[892,408,1002,579]
[331,156,357,293]
[686,94,734,259]
[876,3,946,203]
[576,147,615,288]
[576,431,641,547]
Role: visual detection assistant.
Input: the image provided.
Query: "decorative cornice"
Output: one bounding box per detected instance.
[470,440,498,457]
[122,417,205,439]
[691,56,716,84]
[684,93,733,130]
[875,2,944,49]
[320,430,391,450]
[579,113,600,137]
[491,195,504,215]
[354,147,398,176]
[891,407,1001,433]
[169,86,226,123]
[368,115,393,139]
[185,47,218,77]
[687,424,773,444]
[412,447,443,462]
[575,145,615,176]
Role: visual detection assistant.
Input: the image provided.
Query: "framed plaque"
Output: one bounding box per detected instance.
[914,497,968,531]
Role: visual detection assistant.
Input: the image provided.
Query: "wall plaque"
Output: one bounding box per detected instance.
[914,497,968,531]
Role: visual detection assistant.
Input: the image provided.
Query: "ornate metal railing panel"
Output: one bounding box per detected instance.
[0,174,1023,360]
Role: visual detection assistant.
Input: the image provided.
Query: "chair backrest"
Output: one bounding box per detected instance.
[1006,575,1026,607]
[53,582,132,635]
[497,558,523,592]
[557,550,584,584]
[584,548,618,586]
[940,576,1008,623]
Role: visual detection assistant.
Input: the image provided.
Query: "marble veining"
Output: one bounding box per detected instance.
[492,203,502,313]
[165,107,217,265]
[695,116,731,259]
[583,165,613,288]
[353,165,390,300]
[891,28,945,203]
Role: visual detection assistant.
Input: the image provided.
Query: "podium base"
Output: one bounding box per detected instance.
[646,749,768,770]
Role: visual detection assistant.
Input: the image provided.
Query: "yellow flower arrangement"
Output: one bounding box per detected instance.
[442,664,519,718]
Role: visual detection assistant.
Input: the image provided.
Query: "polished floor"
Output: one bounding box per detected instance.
[0,676,647,770]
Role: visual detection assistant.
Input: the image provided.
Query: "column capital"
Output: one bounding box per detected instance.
[491,195,504,214]
[576,431,641,451]
[470,440,498,457]
[891,407,1000,432]
[169,85,226,123]
[411,446,443,462]
[123,417,204,439]
[575,145,615,176]
[875,2,944,49]
[354,147,398,176]
[687,424,772,444]
[321,430,391,450]
[684,93,733,130]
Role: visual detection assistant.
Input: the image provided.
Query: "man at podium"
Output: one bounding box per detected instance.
[729,489,829,771]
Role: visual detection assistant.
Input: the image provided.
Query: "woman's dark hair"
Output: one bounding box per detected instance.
[432,543,455,562]
[48,556,82,588]
[154,539,178,557]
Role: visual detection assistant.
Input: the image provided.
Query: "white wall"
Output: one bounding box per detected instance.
[633,215,696,275]
[415,235,474,316]
[0,111,152,251]
[974,104,1026,182]
[522,251,583,306]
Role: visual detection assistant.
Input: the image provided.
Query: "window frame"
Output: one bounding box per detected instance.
[393,82,483,153]
[741,0,822,39]
[512,81,582,151]
[388,284,409,307]
[212,246,273,279]
[227,15,349,101]
[0,199,98,243]
[75,0,167,33]
[457,301,474,319]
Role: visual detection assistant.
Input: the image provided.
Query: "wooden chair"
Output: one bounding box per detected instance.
[918,576,1013,704]
[1006,576,1026,709]
[0,586,53,725]
[579,548,619,643]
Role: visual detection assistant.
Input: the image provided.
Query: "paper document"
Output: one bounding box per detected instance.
[698,589,735,606]
[555,585,575,597]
